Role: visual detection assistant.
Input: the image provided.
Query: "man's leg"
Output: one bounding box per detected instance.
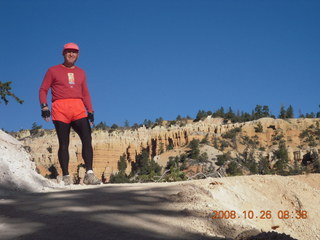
[53,120,71,176]
[70,117,93,171]
[71,117,101,185]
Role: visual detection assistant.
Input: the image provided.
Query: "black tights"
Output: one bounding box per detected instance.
[53,117,93,176]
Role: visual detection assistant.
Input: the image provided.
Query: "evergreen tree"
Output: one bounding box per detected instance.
[279,105,286,119]
[254,105,263,119]
[225,107,236,122]
[135,149,150,175]
[118,154,127,172]
[274,141,289,174]
[143,119,153,128]
[258,155,270,175]
[110,154,130,183]
[124,120,130,128]
[132,148,162,177]
[286,105,294,118]
[155,117,164,125]
[216,152,231,166]
[243,152,258,174]
[215,107,225,118]
[262,105,270,117]
[111,124,119,130]
[195,110,207,121]
[0,81,23,105]
[30,122,42,136]
[95,121,108,130]
[254,122,263,133]
[240,112,252,122]
[226,161,242,176]
[306,112,315,118]
[188,139,200,159]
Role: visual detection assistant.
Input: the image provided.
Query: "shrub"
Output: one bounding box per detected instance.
[254,122,263,133]
[109,171,130,183]
[188,139,200,159]
[163,166,186,182]
[131,148,162,180]
[258,155,270,175]
[216,153,231,166]
[226,161,242,176]
[222,127,241,139]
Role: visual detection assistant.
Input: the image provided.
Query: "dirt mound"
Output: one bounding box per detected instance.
[0,130,60,196]
[168,174,320,240]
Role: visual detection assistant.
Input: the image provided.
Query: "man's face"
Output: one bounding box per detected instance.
[63,49,79,65]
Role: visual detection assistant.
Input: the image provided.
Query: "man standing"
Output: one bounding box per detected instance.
[39,42,101,185]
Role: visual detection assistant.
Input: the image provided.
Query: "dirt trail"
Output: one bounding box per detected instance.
[1,174,319,240]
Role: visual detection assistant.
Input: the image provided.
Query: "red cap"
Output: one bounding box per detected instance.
[63,42,79,52]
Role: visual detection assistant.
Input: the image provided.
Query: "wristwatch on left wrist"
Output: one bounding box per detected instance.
[41,103,48,109]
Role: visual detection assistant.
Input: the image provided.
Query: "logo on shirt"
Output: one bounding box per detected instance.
[68,73,75,85]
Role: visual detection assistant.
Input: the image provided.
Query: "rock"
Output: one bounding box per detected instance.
[17,118,320,181]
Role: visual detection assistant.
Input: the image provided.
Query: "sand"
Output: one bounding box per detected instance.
[0,129,319,240]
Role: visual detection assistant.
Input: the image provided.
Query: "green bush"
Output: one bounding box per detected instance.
[216,153,231,166]
[109,171,130,183]
[254,122,263,133]
[226,161,242,176]
[222,127,241,139]
[163,166,186,182]
[188,139,200,159]
[131,149,162,181]
[258,155,271,175]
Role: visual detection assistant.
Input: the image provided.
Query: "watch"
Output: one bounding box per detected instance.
[41,103,48,109]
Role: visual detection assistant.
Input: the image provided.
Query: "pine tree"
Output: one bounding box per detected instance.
[262,105,270,117]
[143,119,153,128]
[254,105,263,119]
[0,81,23,104]
[274,141,289,174]
[30,122,42,136]
[155,117,164,125]
[195,110,207,121]
[124,120,130,128]
[279,105,286,119]
[188,139,200,159]
[118,154,127,172]
[225,107,236,122]
[286,105,294,118]
[216,107,225,118]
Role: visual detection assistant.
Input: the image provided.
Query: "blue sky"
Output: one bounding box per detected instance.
[0,0,319,131]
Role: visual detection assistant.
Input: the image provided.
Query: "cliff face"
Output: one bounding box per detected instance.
[19,117,320,180]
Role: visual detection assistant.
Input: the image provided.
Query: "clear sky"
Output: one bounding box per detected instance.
[0,0,319,131]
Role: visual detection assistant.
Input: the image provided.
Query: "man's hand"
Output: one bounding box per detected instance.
[41,107,50,122]
[88,112,94,126]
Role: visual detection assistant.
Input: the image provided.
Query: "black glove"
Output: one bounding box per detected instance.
[88,112,94,123]
[41,109,51,118]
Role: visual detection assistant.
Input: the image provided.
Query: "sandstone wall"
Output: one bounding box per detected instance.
[19,117,320,180]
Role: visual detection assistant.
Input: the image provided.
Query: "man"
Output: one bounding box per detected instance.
[39,42,101,185]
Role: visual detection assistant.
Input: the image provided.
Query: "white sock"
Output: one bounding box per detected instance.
[87,170,93,174]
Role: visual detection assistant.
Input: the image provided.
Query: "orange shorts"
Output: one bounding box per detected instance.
[52,99,87,123]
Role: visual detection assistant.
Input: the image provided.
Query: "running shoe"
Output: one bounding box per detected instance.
[63,175,73,185]
[83,173,102,185]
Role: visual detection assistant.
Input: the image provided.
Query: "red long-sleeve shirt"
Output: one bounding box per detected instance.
[39,64,93,112]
